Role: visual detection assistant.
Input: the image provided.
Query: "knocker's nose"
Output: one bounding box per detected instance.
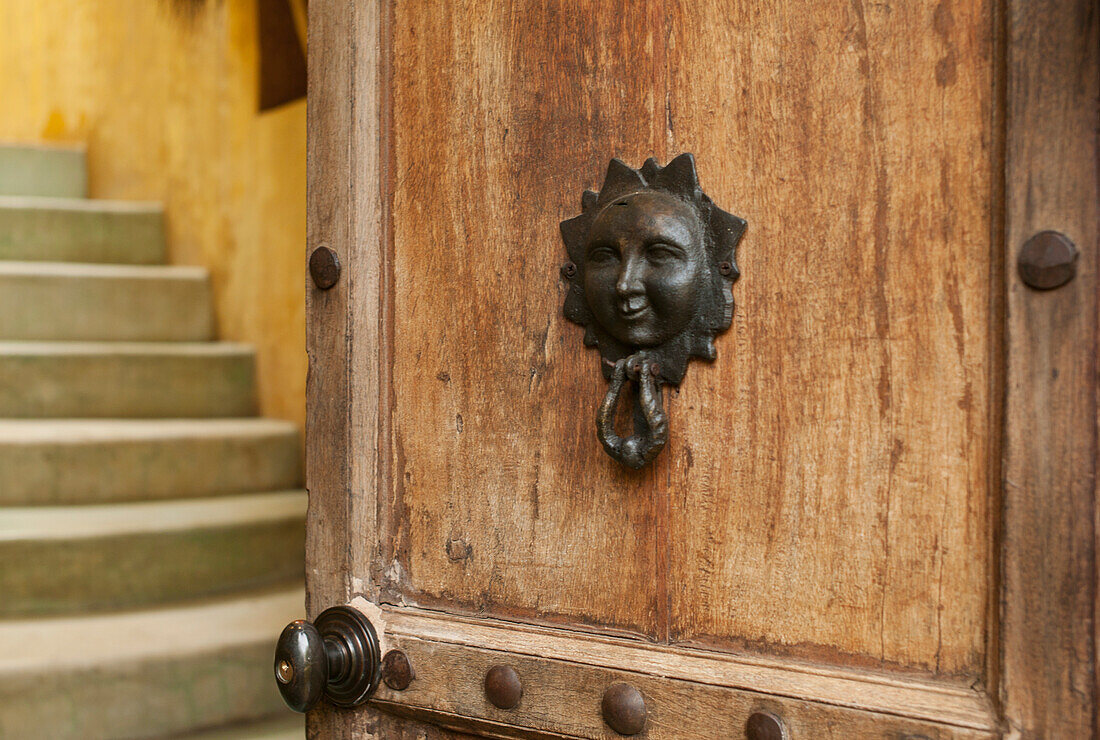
[615,256,646,298]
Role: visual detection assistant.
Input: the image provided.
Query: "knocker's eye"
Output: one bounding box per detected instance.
[587,245,619,264]
[645,243,683,264]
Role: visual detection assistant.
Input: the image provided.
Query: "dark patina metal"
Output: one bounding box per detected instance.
[381,649,415,691]
[309,245,341,290]
[273,605,382,712]
[484,664,523,709]
[745,711,787,740]
[560,154,746,469]
[601,682,647,736]
[1018,230,1077,290]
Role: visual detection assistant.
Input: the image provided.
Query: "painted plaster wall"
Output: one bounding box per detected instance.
[0,0,307,431]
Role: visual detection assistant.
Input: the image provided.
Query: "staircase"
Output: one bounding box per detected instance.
[0,143,303,739]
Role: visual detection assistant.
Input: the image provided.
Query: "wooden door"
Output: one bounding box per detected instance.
[304,1,1098,737]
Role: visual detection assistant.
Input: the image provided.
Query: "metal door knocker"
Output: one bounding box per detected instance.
[559,154,746,468]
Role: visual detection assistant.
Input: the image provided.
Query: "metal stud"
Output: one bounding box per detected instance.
[484,664,522,709]
[309,246,341,290]
[601,682,647,736]
[1018,230,1077,290]
[746,710,787,740]
[380,650,415,691]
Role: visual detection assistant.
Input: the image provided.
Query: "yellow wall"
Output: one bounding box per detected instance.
[0,0,307,431]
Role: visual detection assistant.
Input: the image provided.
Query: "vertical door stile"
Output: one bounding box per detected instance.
[1001,0,1099,735]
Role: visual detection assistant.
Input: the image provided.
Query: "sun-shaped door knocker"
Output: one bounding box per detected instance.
[560,154,746,469]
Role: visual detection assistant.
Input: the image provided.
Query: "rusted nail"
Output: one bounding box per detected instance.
[1018,231,1077,290]
[484,665,522,709]
[561,262,578,278]
[446,537,472,562]
[381,650,414,691]
[719,260,735,276]
[601,682,646,736]
[746,710,787,740]
[309,246,341,290]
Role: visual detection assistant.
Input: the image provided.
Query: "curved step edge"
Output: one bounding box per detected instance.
[0,588,303,739]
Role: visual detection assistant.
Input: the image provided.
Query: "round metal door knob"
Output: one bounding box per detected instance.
[601,682,647,736]
[484,664,523,709]
[273,605,382,712]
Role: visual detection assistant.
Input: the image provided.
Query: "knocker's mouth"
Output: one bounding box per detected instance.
[617,296,651,319]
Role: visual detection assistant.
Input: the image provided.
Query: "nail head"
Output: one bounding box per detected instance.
[1018,231,1077,290]
[484,664,522,709]
[309,246,341,290]
[746,711,787,740]
[381,649,415,691]
[601,682,647,736]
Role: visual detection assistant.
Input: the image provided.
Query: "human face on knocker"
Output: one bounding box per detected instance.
[582,190,707,348]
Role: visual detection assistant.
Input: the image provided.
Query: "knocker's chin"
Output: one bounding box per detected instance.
[588,317,716,387]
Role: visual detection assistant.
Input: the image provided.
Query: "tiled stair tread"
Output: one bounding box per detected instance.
[0,260,206,278]
[0,340,252,355]
[0,586,303,668]
[187,716,303,740]
[0,341,257,418]
[0,588,303,739]
[0,195,165,265]
[0,143,87,198]
[0,417,297,443]
[0,490,307,541]
[0,261,213,341]
[0,491,306,616]
[0,194,162,212]
[0,418,301,504]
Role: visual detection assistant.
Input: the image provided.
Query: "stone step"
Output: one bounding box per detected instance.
[0,418,301,506]
[186,716,303,740]
[0,143,86,198]
[0,341,257,418]
[0,195,165,264]
[0,587,303,739]
[0,491,306,617]
[0,261,213,341]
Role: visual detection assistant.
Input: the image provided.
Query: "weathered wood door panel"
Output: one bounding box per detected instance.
[304,0,1097,737]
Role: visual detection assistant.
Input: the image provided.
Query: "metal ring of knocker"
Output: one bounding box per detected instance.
[596,354,668,470]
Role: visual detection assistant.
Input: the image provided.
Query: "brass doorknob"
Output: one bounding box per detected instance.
[274,606,381,712]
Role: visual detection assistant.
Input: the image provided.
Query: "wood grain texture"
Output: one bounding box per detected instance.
[1000,0,1099,736]
[384,0,673,636]
[664,0,996,677]
[376,605,997,734]
[299,0,1085,736]
[367,606,996,738]
[305,0,361,735]
[381,0,995,676]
